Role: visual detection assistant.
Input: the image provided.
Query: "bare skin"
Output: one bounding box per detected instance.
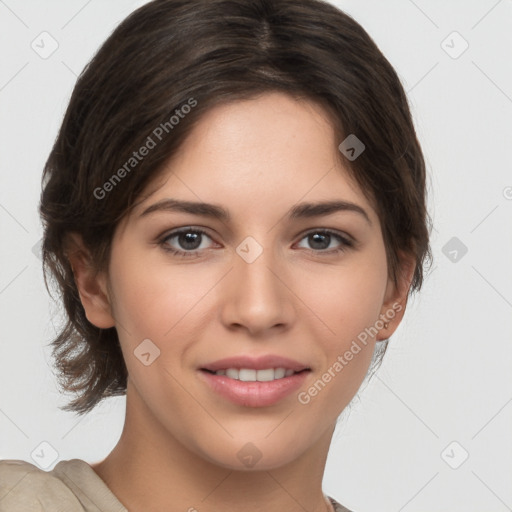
[69,91,415,512]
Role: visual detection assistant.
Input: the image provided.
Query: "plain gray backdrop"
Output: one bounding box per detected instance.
[0,1,511,511]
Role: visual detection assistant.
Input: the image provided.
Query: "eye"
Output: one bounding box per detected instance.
[158,227,355,259]
[158,227,216,258]
[295,229,354,255]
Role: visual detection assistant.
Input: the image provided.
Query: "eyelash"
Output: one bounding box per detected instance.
[157,226,355,259]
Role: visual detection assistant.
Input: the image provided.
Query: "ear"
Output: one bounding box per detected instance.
[376,251,416,341]
[65,232,115,329]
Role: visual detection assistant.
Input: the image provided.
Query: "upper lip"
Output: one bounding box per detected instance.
[200,354,311,372]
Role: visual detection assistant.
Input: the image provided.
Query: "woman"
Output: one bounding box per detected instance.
[0,0,432,510]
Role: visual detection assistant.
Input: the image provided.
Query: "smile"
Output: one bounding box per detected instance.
[202,367,307,381]
[198,368,311,407]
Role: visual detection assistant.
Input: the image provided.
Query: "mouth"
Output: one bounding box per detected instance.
[198,366,312,407]
[197,354,312,406]
[200,367,310,382]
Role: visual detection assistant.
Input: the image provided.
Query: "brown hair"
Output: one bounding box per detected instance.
[39,0,433,416]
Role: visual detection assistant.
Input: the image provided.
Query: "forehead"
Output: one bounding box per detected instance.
[126,92,379,228]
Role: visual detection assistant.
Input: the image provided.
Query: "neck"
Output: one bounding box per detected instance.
[91,379,336,512]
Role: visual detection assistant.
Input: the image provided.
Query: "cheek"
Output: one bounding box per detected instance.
[296,266,387,413]
[108,247,219,345]
[295,253,388,340]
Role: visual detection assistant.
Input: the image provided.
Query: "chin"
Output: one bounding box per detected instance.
[193,436,309,472]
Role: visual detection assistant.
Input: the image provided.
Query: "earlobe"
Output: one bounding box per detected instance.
[376,251,416,341]
[66,232,115,329]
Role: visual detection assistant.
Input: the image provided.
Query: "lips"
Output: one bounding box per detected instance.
[198,368,310,407]
[198,354,313,406]
[199,354,311,373]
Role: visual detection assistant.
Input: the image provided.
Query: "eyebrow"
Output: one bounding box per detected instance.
[139,198,372,225]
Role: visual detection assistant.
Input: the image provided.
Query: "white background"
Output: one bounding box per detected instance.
[0,1,511,511]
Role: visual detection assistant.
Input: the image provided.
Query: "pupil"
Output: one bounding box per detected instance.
[310,233,329,250]
[180,232,201,250]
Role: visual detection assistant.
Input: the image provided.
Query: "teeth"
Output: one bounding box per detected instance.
[225,368,239,379]
[213,367,299,381]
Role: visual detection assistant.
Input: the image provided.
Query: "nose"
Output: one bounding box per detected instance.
[219,241,295,336]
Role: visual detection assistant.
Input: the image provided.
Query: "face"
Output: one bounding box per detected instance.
[79,92,411,471]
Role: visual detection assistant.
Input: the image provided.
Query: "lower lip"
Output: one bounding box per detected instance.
[198,370,310,407]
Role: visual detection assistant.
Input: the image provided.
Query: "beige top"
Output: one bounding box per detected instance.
[0,459,353,511]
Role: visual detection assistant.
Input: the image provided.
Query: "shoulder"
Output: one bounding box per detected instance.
[0,459,85,511]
